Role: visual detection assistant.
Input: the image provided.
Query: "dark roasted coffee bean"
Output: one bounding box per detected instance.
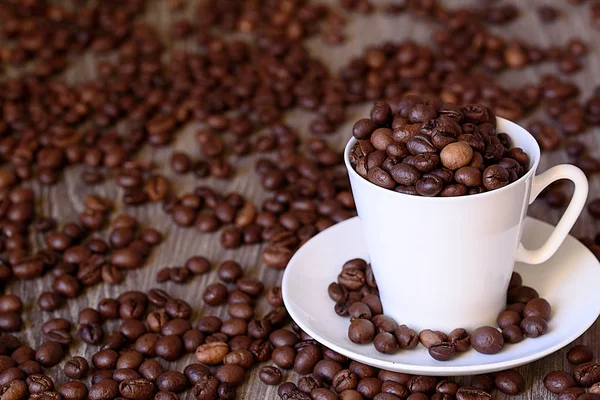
[456,387,492,400]
[35,342,64,367]
[494,369,524,395]
[64,357,89,379]
[156,371,188,393]
[574,362,600,386]
[568,345,594,365]
[520,316,548,338]
[544,370,576,394]
[471,327,504,354]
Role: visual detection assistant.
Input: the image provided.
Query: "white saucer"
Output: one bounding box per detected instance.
[282,216,600,376]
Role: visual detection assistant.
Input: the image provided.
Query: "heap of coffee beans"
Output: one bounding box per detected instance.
[543,344,600,399]
[349,98,531,196]
[329,258,552,361]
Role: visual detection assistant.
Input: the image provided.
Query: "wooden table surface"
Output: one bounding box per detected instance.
[6,0,600,399]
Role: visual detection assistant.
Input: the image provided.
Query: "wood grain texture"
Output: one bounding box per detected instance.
[5,0,600,399]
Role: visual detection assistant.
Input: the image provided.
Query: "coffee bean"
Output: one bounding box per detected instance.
[471,327,504,355]
[64,357,89,379]
[456,387,492,400]
[192,375,219,400]
[523,298,552,320]
[497,310,521,330]
[494,369,524,395]
[407,376,436,394]
[58,381,88,400]
[89,379,119,400]
[298,376,320,393]
[26,375,54,394]
[294,345,322,375]
[568,345,594,365]
[575,362,600,386]
[195,342,229,365]
[429,342,456,361]
[520,316,548,338]
[507,286,539,303]
[139,360,165,382]
[348,319,375,344]
[156,371,188,393]
[216,364,245,387]
[559,387,587,400]
[544,371,576,393]
[35,342,64,367]
[203,283,228,306]
[155,336,183,361]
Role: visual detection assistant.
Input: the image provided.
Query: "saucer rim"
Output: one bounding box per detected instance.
[282,216,600,376]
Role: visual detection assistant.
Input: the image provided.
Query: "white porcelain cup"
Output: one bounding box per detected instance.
[344,117,589,333]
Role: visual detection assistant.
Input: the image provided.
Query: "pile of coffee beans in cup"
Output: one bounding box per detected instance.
[329,258,552,361]
[349,98,531,196]
[543,344,600,399]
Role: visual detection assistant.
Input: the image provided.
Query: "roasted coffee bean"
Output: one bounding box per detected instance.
[494,369,524,395]
[574,362,600,386]
[156,371,188,393]
[215,364,245,387]
[348,319,375,344]
[298,376,320,393]
[471,327,504,354]
[407,376,437,394]
[456,387,492,400]
[294,345,322,375]
[497,310,522,330]
[139,360,165,382]
[118,379,155,400]
[414,329,443,349]
[544,371,576,393]
[393,325,419,349]
[35,342,64,367]
[558,387,587,400]
[523,298,552,320]
[568,345,594,365]
[520,316,548,338]
[195,342,229,365]
[259,366,282,385]
[502,325,524,344]
[58,381,88,400]
[507,286,539,304]
[429,343,456,361]
[88,379,119,400]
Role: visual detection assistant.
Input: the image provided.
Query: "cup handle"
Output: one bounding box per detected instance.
[516,164,589,264]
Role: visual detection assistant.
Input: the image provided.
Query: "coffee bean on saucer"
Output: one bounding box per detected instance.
[471,327,504,355]
[419,330,447,349]
[429,343,456,361]
[502,325,524,344]
[520,316,548,338]
[507,286,539,303]
[523,298,551,320]
[373,332,397,354]
[348,319,375,344]
[497,310,521,330]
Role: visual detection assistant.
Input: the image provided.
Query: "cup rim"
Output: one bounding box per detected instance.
[344,116,542,201]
